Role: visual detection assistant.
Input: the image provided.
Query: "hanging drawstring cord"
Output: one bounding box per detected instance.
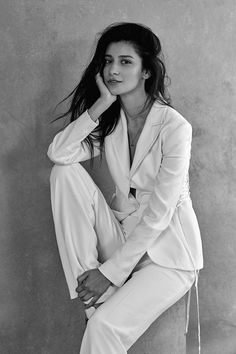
[195,270,201,354]
[176,178,202,353]
[185,270,201,354]
[185,287,191,335]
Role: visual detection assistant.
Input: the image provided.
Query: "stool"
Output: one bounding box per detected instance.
[128,295,187,354]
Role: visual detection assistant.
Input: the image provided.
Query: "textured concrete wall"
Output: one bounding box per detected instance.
[1,1,236,353]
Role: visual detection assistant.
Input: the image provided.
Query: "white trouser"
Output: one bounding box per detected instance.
[50,163,195,354]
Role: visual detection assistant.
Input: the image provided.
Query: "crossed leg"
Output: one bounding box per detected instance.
[50,163,125,302]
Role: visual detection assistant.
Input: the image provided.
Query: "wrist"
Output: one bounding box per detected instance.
[98,268,113,286]
[88,98,110,122]
[97,97,113,112]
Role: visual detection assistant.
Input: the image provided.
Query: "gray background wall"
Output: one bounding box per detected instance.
[1,1,236,353]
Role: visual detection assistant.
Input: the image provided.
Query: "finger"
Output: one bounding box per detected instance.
[95,73,107,91]
[77,289,87,297]
[78,290,94,302]
[84,295,100,309]
[76,283,85,293]
[77,272,88,283]
[95,72,103,83]
[76,287,82,294]
[82,292,95,302]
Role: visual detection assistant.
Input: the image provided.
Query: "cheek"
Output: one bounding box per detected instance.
[103,65,111,78]
[103,67,107,78]
[130,67,143,81]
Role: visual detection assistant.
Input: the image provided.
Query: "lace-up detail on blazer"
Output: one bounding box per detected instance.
[177,173,190,207]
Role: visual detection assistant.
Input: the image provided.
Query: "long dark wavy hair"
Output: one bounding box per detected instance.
[55,22,171,159]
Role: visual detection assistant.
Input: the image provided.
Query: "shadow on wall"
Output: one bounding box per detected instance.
[0,46,91,353]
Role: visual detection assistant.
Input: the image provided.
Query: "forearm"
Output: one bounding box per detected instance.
[88,98,113,122]
[47,110,99,164]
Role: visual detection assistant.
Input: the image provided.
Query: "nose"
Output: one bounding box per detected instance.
[109,62,119,75]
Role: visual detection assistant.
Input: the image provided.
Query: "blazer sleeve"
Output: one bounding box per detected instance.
[99,120,192,287]
[47,110,100,164]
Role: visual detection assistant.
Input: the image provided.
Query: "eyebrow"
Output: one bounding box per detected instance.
[104,54,134,59]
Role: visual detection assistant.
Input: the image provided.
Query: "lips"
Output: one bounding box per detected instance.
[108,79,122,84]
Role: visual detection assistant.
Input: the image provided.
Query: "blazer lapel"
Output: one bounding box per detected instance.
[130,102,165,177]
[109,102,166,181]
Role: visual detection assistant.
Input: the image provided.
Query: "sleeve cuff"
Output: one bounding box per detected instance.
[77,109,99,132]
[98,262,126,288]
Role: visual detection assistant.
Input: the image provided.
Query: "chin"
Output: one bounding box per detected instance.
[108,87,123,95]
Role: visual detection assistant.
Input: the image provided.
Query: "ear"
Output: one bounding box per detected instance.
[142,70,151,80]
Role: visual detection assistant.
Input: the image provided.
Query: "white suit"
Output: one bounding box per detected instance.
[48,101,203,353]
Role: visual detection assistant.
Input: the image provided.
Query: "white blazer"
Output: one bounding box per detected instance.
[48,101,203,287]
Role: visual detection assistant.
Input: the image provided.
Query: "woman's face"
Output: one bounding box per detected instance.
[103,41,148,97]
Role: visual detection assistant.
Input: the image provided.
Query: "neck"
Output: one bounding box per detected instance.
[119,91,150,122]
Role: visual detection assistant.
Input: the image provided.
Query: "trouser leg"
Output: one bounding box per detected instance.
[50,163,125,300]
[80,263,195,354]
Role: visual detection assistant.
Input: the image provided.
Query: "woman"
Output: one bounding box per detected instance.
[48,22,203,354]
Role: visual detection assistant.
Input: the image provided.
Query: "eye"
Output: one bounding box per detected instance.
[121,59,131,65]
[104,58,112,65]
